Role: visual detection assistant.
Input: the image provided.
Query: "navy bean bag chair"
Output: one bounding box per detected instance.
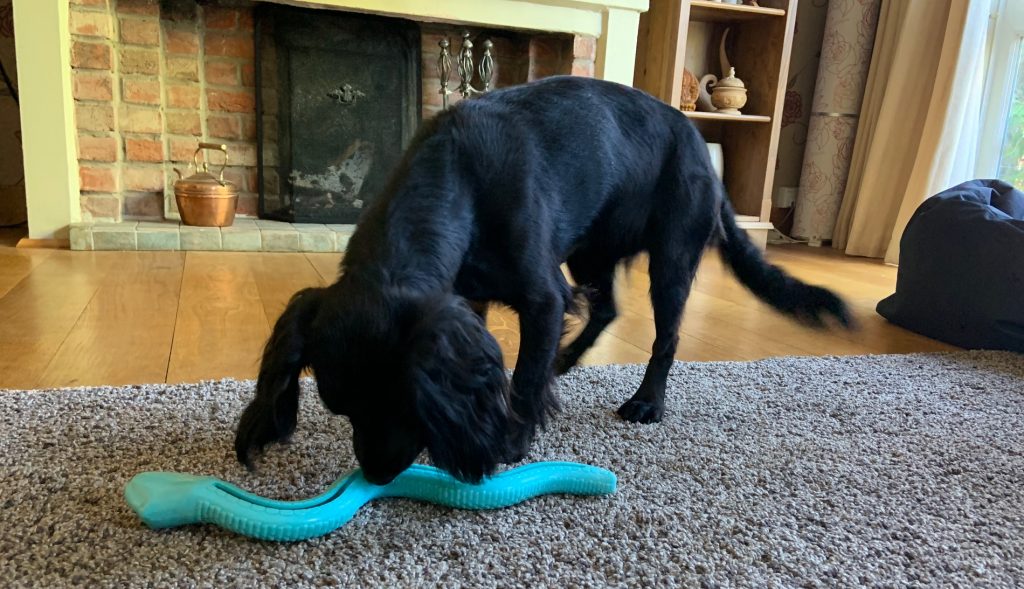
[877,179,1024,352]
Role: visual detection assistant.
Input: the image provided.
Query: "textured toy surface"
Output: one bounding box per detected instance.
[124,462,617,542]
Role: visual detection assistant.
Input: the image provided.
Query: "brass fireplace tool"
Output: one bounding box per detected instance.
[438,31,495,110]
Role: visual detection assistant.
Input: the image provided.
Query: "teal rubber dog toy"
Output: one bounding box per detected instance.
[125,462,617,542]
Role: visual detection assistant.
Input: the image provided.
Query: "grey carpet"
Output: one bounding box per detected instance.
[2,351,1024,588]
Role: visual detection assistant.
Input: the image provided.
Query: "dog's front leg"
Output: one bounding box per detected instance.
[504,293,566,463]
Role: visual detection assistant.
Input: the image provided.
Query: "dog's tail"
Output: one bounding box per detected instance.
[715,197,853,329]
[235,287,324,468]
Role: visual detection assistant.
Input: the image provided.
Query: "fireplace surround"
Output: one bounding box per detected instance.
[11,0,648,246]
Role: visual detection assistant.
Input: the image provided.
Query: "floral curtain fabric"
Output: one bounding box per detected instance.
[790,0,880,244]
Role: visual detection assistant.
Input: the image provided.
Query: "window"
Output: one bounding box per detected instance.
[979,0,1024,188]
[995,42,1023,188]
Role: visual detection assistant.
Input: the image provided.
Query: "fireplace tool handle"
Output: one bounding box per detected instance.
[478,40,494,92]
[438,32,495,110]
[438,38,453,110]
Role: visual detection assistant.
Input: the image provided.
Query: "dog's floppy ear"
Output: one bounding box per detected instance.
[235,287,324,468]
[406,296,511,483]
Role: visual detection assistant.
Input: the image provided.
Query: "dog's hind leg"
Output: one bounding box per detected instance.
[618,165,725,422]
[616,247,700,424]
[556,252,617,375]
[467,300,489,322]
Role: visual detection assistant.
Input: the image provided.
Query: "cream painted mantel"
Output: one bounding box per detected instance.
[12,0,648,240]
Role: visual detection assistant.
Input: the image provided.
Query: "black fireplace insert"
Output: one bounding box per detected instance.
[255,6,421,224]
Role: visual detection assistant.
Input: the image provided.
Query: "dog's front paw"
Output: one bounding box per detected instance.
[499,424,536,465]
[616,398,665,424]
[234,401,294,469]
[499,446,528,466]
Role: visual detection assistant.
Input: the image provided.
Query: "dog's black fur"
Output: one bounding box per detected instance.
[235,77,852,484]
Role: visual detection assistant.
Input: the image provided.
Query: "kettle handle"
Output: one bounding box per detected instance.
[193,142,230,184]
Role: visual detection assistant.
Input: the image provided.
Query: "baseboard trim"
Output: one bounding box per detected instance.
[735,217,772,251]
[17,238,71,249]
[743,228,769,250]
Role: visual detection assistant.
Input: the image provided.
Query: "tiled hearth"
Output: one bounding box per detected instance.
[70,219,353,252]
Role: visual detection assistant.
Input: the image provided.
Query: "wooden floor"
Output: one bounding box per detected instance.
[0,226,955,389]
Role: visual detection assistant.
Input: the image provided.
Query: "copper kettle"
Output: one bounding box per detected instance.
[173,142,238,227]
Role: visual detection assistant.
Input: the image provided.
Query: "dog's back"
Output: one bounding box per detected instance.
[443,76,715,261]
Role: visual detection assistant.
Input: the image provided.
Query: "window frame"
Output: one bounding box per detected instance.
[978,0,1024,179]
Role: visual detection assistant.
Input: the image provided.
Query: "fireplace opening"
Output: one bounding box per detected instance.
[255,6,421,224]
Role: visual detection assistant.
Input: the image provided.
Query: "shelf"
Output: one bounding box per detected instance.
[683,111,771,123]
[688,0,786,23]
[735,215,774,229]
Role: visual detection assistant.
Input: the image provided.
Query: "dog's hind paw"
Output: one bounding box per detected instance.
[554,352,579,376]
[554,360,572,376]
[616,398,665,424]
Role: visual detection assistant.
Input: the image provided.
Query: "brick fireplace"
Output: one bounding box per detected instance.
[11,0,647,246]
[68,0,597,232]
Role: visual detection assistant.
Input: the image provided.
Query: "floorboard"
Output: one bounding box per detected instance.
[0,243,958,387]
[166,253,271,383]
[0,252,125,389]
[249,253,326,328]
[37,252,185,388]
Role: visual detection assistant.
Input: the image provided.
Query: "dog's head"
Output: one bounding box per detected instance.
[308,289,511,485]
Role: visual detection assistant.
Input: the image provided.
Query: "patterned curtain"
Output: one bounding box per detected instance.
[832,0,992,263]
[790,0,880,245]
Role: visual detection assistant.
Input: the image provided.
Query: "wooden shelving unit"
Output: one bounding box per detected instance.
[633,0,797,248]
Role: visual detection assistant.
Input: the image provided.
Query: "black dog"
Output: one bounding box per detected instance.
[235,76,851,484]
